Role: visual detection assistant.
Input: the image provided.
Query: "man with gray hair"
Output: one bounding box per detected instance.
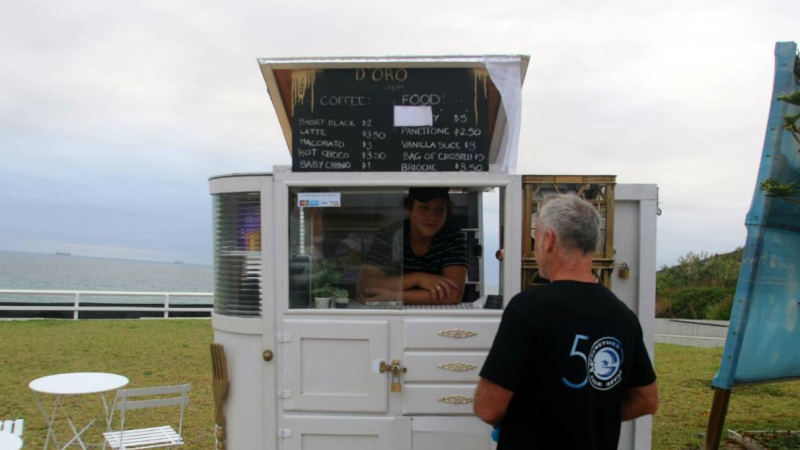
[474,194,658,449]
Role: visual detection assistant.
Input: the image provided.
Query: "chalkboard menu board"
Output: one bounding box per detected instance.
[290,68,491,172]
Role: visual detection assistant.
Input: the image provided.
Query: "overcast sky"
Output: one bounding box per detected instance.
[0,0,797,267]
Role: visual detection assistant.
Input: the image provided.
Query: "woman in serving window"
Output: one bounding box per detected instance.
[357,187,468,305]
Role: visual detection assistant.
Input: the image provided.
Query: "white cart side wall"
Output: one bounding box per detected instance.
[209,174,277,450]
[503,176,523,301]
[262,176,278,450]
[213,315,265,450]
[611,184,658,450]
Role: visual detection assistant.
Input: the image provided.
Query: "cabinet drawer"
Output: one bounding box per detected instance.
[403,352,487,383]
[282,415,411,450]
[403,385,477,415]
[411,417,493,450]
[403,319,500,350]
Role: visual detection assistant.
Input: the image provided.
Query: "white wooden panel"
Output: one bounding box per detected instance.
[402,352,487,383]
[260,170,278,450]
[413,432,492,450]
[610,185,658,450]
[282,320,389,413]
[403,385,477,415]
[410,416,487,432]
[302,338,371,395]
[282,416,410,450]
[303,434,377,450]
[412,416,493,450]
[214,329,264,450]
[403,319,499,350]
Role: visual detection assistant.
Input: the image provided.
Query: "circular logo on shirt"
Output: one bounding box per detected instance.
[588,337,624,390]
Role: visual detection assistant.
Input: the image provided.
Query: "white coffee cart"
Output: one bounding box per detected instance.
[209,56,658,450]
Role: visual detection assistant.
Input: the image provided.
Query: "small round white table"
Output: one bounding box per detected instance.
[0,432,22,450]
[30,372,129,450]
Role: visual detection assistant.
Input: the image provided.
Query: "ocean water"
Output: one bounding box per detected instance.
[0,251,213,305]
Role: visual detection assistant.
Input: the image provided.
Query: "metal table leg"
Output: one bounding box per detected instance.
[34,392,107,450]
[34,393,62,450]
[58,401,94,450]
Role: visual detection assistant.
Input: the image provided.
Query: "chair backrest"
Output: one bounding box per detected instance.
[115,384,191,435]
[0,419,23,436]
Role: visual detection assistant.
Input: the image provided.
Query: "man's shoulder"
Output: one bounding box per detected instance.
[547,280,619,300]
[506,285,560,313]
[509,282,626,312]
[541,281,642,330]
[514,281,596,299]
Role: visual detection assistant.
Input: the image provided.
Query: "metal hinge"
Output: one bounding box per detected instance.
[278,389,292,399]
[277,333,292,343]
[278,429,293,438]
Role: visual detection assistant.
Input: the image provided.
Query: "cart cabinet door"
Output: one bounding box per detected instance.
[282,416,411,450]
[282,320,390,413]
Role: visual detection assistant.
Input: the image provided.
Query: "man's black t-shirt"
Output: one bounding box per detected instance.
[479,281,656,450]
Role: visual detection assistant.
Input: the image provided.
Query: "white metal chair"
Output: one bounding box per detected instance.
[0,419,23,436]
[103,384,190,450]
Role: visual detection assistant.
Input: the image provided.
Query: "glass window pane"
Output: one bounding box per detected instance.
[213,192,262,317]
[289,187,405,309]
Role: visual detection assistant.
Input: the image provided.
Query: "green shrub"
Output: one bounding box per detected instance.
[667,287,734,320]
[656,248,743,319]
[704,296,734,320]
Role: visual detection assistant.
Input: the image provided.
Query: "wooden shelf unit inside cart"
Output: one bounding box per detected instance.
[521,175,616,289]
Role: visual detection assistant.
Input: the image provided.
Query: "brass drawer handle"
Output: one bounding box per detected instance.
[438,362,477,372]
[439,395,474,405]
[438,329,477,339]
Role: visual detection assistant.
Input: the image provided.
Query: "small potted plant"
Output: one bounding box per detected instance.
[312,261,342,309]
[312,286,332,309]
[331,288,350,309]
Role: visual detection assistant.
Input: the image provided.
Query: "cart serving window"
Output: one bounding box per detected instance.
[287,185,503,310]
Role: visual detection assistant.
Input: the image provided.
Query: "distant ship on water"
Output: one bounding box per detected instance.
[174,260,183,264]
[55,251,71,256]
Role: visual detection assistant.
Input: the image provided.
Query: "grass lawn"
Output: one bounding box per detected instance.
[0,320,215,449]
[0,320,797,449]
[654,345,800,450]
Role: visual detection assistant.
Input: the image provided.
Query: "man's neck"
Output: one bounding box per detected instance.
[545,252,597,284]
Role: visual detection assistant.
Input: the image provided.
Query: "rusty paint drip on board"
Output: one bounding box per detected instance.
[291,70,318,116]
[473,69,489,125]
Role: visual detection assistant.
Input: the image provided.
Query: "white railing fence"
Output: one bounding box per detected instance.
[0,290,213,319]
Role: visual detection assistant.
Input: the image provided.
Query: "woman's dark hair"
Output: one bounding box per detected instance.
[403,187,453,215]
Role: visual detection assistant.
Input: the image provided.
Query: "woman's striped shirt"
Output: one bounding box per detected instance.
[364,220,468,276]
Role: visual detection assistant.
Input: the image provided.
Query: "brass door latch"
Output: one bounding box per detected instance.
[379,359,407,393]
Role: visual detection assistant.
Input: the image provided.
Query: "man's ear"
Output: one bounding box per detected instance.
[543,229,556,255]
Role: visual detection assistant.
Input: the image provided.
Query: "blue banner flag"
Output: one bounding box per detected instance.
[713,42,800,389]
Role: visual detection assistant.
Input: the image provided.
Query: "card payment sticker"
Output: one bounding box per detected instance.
[298,192,341,208]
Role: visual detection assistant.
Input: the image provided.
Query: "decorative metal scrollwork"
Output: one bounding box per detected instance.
[438,329,477,339]
[438,362,477,372]
[438,395,474,405]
